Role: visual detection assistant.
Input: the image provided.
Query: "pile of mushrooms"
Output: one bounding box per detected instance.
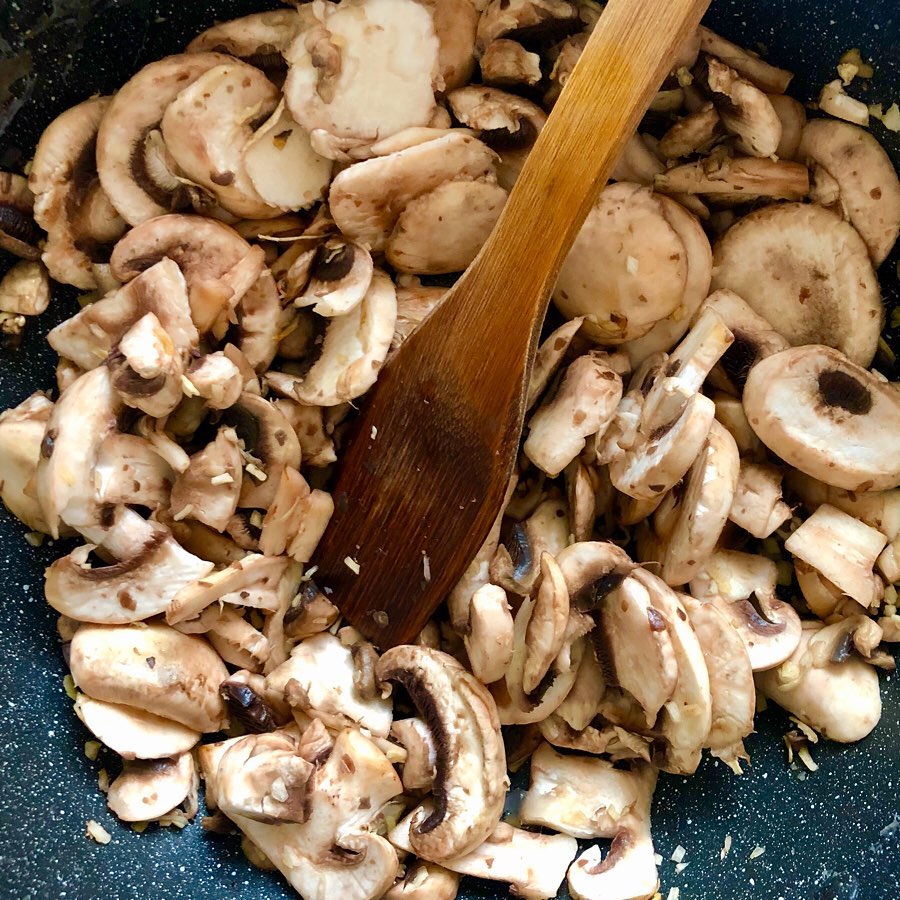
[1,1,899,898]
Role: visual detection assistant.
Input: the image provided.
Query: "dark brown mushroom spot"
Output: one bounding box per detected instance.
[328,844,364,866]
[220,680,277,733]
[583,829,635,875]
[108,353,168,397]
[830,631,855,664]
[117,588,137,611]
[40,428,57,459]
[0,204,40,248]
[734,598,786,635]
[80,529,167,580]
[223,403,261,452]
[210,171,235,187]
[573,571,627,611]
[479,117,538,152]
[648,417,678,443]
[719,329,760,389]
[817,369,872,416]
[647,607,666,632]
[500,521,532,582]
[312,241,355,283]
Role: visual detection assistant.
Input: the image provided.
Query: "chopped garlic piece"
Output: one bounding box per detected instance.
[86,820,111,844]
[749,845,766,860]
[720,834,732,860]
[670,845,687,863]
[210,472,234,485]
[344,556,360,574]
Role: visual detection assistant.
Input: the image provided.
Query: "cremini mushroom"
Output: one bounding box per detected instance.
[711,204,883,366]
[376,644,507,860]
[524,353,622,478]
[567,829,659,900]
[201,727,403,898]
[785,504,887,609]
[74,694,200,760]
[743,345,900,491]
[728,461,792,538]
[480,38,542,86]
[756,621,882,742]
[28,97,126,288]
[391,717,438,791]
[390,814,577,900]
[284,0,440,145]
[96,53,233,224]
[419,0,479,92]
[798,118,900,266]
[697,27,793,93]
[69,622,228,732]
[107,753,196,823]
[0,171,41,260]
[0,260,50,316]
[0,391,53,532]
[463,583,515,684]
[690,550,803,670]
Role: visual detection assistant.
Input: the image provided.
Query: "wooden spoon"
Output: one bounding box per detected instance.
[311,0,712,648]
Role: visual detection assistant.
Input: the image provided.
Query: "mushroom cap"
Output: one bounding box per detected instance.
[69,623,229,732]
[283,0,439,142]
[464,583,515,685]
[554,183,690,343]
[0,392,53,532]
[480,38,542,87]
[711,203,883,367]
[744,345,900,491]
[769,93,807,160]
[75,694,200,760]
[376,644,507,861]
[425,0,479,92]
[107,753,195,823]
[296,238,374,317]
[96,53,234,225]
[567,829,660,900]
[0,259,50,316]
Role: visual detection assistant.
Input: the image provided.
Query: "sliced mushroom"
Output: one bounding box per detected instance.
[697,27,793,93]
[0,260,50,316]
[756,621,881,742]
[713,391,764,458]
[818,79,869,125]
[769,93,807,160]
[108,753,195,823]
[728,461,791,538]
[422,0,479,91]
[655,155,809,201]
[526,316,585,409]
[391,717,438,791]
[390,814,577,900]
[295,238,373,317]
[681,595,754,772]
[794,559,859,621]
[329,132,495,250]
[0,392,53,532]
[185,352,243,410]
[567,829,659,900]
[69,622,228,732]
[282,582,340,642]
[711,204,882,366]
[376,644,507,860]
[96,53,233,224]
[690,550,803,670]
[201,728,402,898]
[658,103,722,159]
[464,584,515,684]
[271,399,337,468]
[28,97,126,288]
[74,694,200,760]
[284,0,440,143]
[0,171,40,260]
[475,0,581,53]
[744,346,900,491]
[798,118,900,266]
[553,638,605,732]
[285,489,335,563]
[480,38,541,86]
[386,177,507,275]
[785,504,887,609]
[521,553,570,694]
[198,606,271,673]
[390,280,447,351]
[524,353,622,478]
[384,861,460,900]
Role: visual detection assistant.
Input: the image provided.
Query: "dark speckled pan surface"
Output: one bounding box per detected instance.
[0,1,898,898]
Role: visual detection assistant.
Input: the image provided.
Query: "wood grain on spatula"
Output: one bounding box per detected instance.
[311,0,712,648]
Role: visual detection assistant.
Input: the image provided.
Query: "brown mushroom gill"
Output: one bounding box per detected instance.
[817,369,872,416]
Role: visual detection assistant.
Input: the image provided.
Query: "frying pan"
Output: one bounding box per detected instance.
[0,1,898,898]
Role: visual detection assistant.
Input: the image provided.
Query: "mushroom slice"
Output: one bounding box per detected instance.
[167,554,295,625]
[655,155,809,201]
[744,346,900,491]
[711,204,882,366]
[386,178,507,275]
[785,504,887,609]
[697,27,793,93]
[202,728,402,898]
[769,93,807,160]
[390,814,577,900]
[690,550,802,671]
[464,584,515,684]
[288,269,397,406]
[390,280,447,351]
[329,132,496,250]
[169,427,243,532]
[282,583,340,642]
[653,420,740,586]
[385,861,460,900]
[391,717,438,791]
[284,0,439,143]
[522,554,570,695]
[798,118,900,266]
[201,607,271,673]
[186,353,243,410]
[0,171,40,260]
[633,570,712,775]
[700,56,782,157]
[0,392,53,532]
[222,392,301,509]
[554,639,605,732]
[161,62,283,219]
[818,79,869,125]
[46,525,214,624]
[524,353,622,478]
[258,468,310,556]
[107,753,195,823]
[567,830,659,900]
[756,622,881,742]
[96,53,233,224]
[0,260,50,316]
[285,490,335,564]
[69,623,228,732]
[728,461,791,539]
[266,632,392,737]
[28,97,126,288]
[658,103,722,159]
[294,237,374,317]
[271,399,337,469]
[526,316,585,409]
[446,87,547,190]
[554,183,690,343]
[48,257,196,371]
[74,694,200,760]
[794,560,860,621]
[376,645,507,860]
[681,595,754,772]
[476,0,581,52]
[34,367,121,536]
[480,38,541,86]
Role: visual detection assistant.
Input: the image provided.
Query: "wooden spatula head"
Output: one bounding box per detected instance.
[311,0,712,648]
